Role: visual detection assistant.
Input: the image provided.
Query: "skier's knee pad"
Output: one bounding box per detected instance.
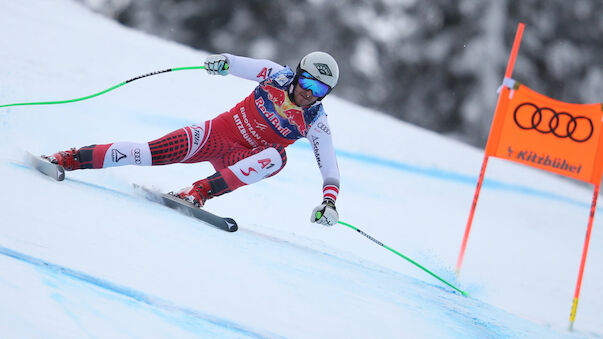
[229,146,286,185]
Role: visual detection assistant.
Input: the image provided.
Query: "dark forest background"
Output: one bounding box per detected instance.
[77,0,603,147]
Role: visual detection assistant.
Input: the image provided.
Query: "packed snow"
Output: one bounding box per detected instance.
[0,1,601,338]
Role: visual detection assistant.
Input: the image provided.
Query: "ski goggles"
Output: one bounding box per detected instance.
[297,71,331,98]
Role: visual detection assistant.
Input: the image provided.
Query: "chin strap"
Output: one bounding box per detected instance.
[287,81,299,106]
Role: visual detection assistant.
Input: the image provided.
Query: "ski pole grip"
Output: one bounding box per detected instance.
[315,211,323,220]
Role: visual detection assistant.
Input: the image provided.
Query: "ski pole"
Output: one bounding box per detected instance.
[0,65,209,108]
[334,218,468,296]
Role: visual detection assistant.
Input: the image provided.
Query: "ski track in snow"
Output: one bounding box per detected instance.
[0,227,505,339]
[0,246,277,339]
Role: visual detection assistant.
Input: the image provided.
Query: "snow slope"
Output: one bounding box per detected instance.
[1,1,601,338]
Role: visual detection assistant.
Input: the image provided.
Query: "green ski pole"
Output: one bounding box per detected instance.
[0,65,209,108]
[316,211,468,296]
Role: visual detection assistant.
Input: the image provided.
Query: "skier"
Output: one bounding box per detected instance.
[45,52,341,226]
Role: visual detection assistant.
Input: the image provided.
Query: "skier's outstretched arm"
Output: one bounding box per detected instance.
[204,53,285,82]
[306,114,340,226]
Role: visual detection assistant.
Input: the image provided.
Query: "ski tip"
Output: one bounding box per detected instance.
[25,152,66,182]
[56,167,65,181]
[224,218,238,232]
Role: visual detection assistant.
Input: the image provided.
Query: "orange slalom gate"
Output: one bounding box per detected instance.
[455,22,603,331]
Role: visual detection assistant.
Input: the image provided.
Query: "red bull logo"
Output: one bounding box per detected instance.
[263,84,285,107]
[284,108,307,135]
[258,84,308,136]
[255,97,292,137]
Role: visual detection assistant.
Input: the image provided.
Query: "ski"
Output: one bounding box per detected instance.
[25,152,65,181]
[23,152,237,232]
[132,184,238,232]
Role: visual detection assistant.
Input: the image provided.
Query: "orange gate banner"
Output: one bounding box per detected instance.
[485,80,603,185]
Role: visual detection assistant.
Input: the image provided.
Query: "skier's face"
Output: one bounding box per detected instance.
[293,82,318,107]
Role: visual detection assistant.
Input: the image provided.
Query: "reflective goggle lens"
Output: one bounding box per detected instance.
[298,72,331,97]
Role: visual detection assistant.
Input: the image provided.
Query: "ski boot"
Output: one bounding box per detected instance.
[43,148,82,171]
[173,179,213,208]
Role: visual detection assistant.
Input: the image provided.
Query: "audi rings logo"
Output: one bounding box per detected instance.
[316,122,331,135]
[513,102,594,143]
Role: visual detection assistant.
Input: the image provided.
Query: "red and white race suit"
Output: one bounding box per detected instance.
[71,54,340,202]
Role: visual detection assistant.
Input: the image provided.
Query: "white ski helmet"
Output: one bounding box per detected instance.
[296,51,340,90]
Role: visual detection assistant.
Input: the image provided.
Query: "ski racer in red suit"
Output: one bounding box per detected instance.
[46,51,341,226]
